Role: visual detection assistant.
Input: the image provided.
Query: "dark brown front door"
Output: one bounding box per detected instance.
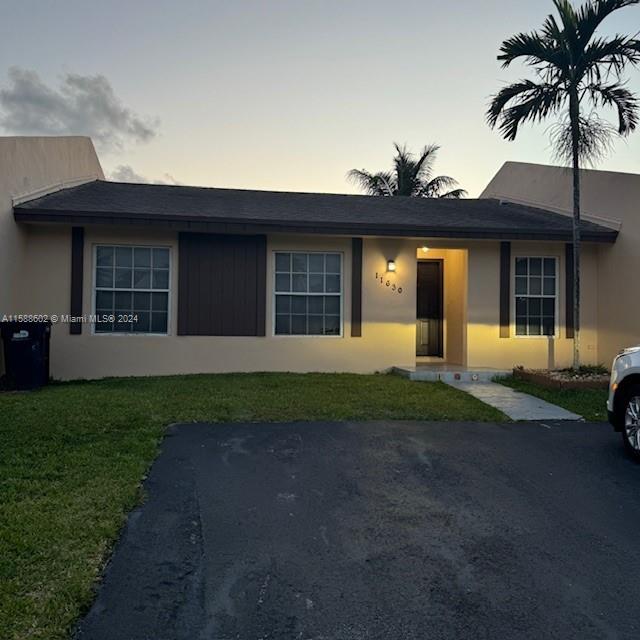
[416,260,443,357]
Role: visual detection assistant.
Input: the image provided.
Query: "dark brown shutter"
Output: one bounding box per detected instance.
[177,233,266,336]
[69,226,84,335]
[499,241,511,338]
[351,238,363,337]
[565,243,575,339]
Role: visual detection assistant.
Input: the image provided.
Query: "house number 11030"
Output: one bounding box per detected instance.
[375,272,403,294]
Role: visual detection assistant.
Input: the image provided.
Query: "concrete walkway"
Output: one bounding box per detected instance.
[447,381,582,421]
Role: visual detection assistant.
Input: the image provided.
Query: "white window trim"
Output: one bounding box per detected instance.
[512,255,559,339]
[91,243,173,337]
[272,250,344,338]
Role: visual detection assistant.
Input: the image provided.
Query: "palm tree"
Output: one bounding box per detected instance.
[487,0,640,369]
[347,143,467,198]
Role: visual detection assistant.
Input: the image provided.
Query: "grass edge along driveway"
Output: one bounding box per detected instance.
[0,372,504,640]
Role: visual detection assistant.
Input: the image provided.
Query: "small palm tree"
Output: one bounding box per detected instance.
[487,0,640,369]
[347,143,466,198]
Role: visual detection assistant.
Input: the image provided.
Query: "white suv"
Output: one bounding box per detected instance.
[608,346,640,460]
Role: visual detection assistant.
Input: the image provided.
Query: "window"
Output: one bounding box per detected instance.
[94,245,170,334]
[515,257,556,336]
[274,252,342,335]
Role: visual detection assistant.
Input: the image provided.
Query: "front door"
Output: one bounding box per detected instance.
[416,260,443,357]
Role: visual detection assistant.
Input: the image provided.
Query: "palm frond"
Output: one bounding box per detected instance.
[587,81,639,132]
[487,79,565,140]
[549,113,616,165]
[497,30,565,71]
[582,36,640,79]
[420,175,460,197]
[346,169,395,196]
[414,144,440,182]
[576,0,640,47]
[438,188,467,199]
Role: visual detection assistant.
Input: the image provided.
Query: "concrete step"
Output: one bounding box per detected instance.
[392,366,509,383]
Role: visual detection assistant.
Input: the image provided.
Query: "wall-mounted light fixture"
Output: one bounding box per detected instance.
[421,246,430,254]
[387,259,397,272]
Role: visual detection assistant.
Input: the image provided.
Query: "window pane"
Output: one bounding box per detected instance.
[516,317,527,336]
[326,254,340,273]
[95,290,113,311]
[114,291,132,313]
[133,292,151,311]
[151,292,168,312]
[134,248,151,267]
[529,258,542,276]
[529,298,541,315]
[515,258,528,276]
[291,315,306,335]
[152,248,170,269]
[133,311,151,333]
[543,258,556,276]
[542,298,555,315]
[325,296,340,315]
[542,317,555,336]
[114,320,132,333]
[515,277,527,295]
[97,246,114,267]
[96,267,114,288]
[291,296,306,314]
[133,269,151,289]
[543,277,555,295]
[528,317,542,335]
[309,254,324,273]
[275,314,290,334]
[95,320,113,333]
[275,253,290,272]
[276,274,290,292]
[516,297,527,316]
[325,274,340,293]
[152,269,169,290]
[292,274,307,292]
[115,268,132,289]
[308,297,323,314]
[292,253,308,273]
[115,247,133,268]
[324,315,340,335]
[309,274,324,293]
[151,312,168,333]
[529,277,542,295]
[275,295,291,314]
[308,315,323,334]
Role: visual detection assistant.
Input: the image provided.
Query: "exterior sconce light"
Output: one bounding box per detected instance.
[387,259,397,272]
[421,246,430,254]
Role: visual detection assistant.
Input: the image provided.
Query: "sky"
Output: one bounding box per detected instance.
[1,0,639,197]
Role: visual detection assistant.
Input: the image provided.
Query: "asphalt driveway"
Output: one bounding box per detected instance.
[76,420,640,640]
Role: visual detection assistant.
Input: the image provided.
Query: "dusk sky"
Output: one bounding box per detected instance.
[2,0,639,196]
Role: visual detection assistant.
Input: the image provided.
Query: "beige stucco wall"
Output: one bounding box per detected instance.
[482,161,640,366]
[0,136,103,373]
[16,225,418,379]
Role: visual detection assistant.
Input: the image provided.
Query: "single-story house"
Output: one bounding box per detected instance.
[0,136,637,381]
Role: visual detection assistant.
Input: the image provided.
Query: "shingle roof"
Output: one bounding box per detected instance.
[14,179,618,242]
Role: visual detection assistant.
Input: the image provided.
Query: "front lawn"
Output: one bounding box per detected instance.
[498,375,609,422]
[0,372,504,640]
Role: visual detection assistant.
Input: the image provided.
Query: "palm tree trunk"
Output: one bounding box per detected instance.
[569,86,581,371]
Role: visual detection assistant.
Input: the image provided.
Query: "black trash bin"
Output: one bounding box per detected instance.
[0,321,51,390]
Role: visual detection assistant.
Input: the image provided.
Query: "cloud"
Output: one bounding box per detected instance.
[0,67,158,151]
[108,164,181,185]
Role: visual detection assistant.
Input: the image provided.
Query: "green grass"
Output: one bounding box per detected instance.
[498,375,609,422]
[0,372,504,640]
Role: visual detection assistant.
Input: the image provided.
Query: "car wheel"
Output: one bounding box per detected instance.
[622,386,640,461]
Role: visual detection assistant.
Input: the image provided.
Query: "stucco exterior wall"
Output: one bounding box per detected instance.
[0,136,103,373]
[482,161,639,366]
[16,225,418,380]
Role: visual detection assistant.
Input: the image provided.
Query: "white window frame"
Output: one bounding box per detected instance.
[91,243,172,336]
[512,255,558,339]
[272,250,344,338]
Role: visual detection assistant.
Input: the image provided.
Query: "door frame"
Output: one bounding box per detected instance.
[416,258,445,359]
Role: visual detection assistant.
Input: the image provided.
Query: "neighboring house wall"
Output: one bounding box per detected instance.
[17,226,418,379]
[0,136,104,373]
[482,161,639,366]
